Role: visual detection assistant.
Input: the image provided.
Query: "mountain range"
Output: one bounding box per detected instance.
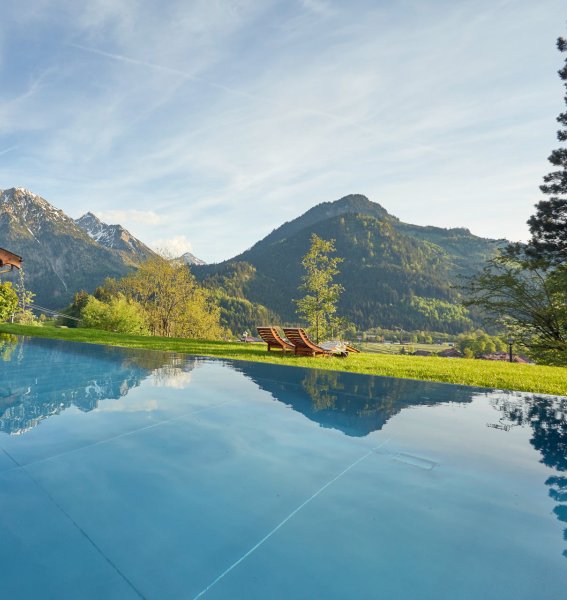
[0,187,502,332]
[0,188,205,308]
[193,194,503,332]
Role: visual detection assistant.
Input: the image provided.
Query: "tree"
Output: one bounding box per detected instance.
[11,269,41,325]
[295,234,344,343]
[60,290,91,327]
[81,295,148,334]
[463,36,567,366]
[528,37,567,264]
[463,246,567,365]
[106,255,223,339]
[0,282,18,322]
[456,330,507,357]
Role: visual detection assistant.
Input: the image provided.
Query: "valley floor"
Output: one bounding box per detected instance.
[1,324,566,396]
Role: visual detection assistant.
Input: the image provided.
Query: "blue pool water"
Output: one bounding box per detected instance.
[0,335,566,599]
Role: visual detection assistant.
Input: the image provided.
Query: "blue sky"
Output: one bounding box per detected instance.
[1,0,565,261]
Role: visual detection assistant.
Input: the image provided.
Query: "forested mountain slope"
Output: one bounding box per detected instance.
[195,194,502,332]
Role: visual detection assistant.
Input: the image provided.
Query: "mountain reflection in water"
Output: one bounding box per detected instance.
[1,335,565,558]
[0,336,198,435]
[1,336,481,439]
[233,361,478,437]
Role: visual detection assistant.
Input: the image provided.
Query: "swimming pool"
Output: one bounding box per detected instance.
[0,336,565,599]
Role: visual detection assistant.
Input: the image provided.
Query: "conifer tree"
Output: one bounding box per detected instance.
[464,36,567,364]
[528,37,567,264]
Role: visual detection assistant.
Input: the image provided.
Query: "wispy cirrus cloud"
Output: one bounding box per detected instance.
[0,0,563,261]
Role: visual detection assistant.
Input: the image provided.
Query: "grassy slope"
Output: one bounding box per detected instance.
[2,324,566,396]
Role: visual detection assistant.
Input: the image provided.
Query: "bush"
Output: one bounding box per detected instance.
[0,282,18,322]
[81,295,148,334]
[59,290,90,327]
[12,310,43,326]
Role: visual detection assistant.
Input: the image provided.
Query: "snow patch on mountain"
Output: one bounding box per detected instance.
[75,212,156,262]
[0,187,71,232]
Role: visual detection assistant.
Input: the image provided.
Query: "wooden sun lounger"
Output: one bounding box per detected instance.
[282,328,334,357]
[257,327,295,352]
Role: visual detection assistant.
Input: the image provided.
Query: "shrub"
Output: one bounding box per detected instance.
[81,295,148,334]
[0,283,18,322]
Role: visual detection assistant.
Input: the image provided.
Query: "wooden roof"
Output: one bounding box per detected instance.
[0,247,22,270]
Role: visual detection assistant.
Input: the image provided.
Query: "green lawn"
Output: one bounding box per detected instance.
[359,341,451,354]
[2,323,566,396]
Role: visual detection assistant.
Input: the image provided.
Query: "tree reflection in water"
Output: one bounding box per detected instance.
[0,337,199,435]
[2,336,566,558]
[490,394,567,558]
[235,361,478,437]
[239,361,567,558]
[0,333,17,362]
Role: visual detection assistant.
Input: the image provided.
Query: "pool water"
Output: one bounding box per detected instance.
[0,336,565,599]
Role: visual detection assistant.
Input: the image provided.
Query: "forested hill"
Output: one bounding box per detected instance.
[194,194,503,333]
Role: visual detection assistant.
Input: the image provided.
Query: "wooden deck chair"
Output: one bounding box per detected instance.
[282,328,334,357]
[256,327,295,352]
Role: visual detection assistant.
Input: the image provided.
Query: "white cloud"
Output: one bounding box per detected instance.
[151,369,193,388]
[0,0,563,262]
[152,235,194,257]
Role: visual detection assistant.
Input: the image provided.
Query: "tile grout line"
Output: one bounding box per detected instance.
[3,399,234,472]
[1,447,19,467]
[21,464,148,600]
[192,437,392,600]
[0,400,237,599]
[2,445,146,598]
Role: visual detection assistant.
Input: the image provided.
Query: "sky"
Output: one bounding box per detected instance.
[1,0,565,262]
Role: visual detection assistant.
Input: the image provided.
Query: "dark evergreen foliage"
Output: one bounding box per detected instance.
[199,262,280,334]
[528,37,567,264]
[464,36,567,365]
[59,290,91,327]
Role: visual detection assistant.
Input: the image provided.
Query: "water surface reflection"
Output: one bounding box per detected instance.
[0,336,197,435]
[1,335,566,559]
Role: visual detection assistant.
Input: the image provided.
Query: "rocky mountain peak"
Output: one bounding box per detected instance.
[75,212,156,264]
[77,211,103,225]
[75,212,110,241]
[0,187,70,227]
[178,251,206,266]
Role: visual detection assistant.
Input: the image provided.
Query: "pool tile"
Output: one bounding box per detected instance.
[1,336,566,600]
[203,451,567,600]
[24,395,371,599]
[0,468,141,599]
